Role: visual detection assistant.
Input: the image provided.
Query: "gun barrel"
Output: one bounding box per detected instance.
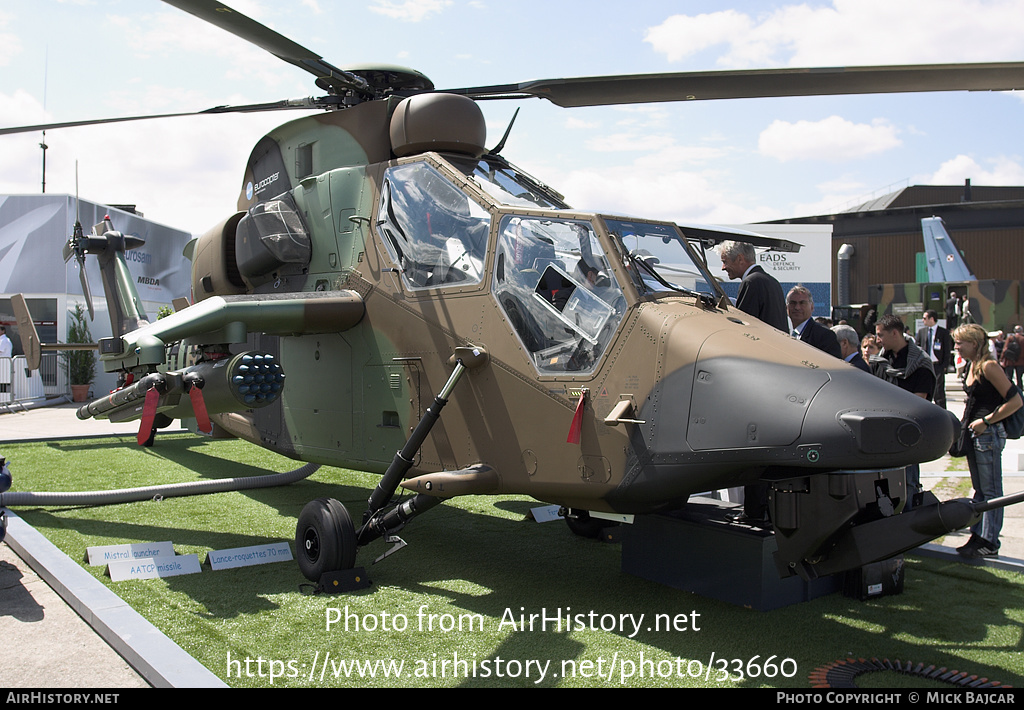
[973,490,1024,513]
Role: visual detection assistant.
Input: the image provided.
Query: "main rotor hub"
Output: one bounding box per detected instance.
[342,64,434,97]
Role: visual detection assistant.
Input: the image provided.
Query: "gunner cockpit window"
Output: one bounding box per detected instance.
[492,216,626,374]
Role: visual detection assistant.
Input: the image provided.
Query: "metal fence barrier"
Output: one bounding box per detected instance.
[0,354,69,405]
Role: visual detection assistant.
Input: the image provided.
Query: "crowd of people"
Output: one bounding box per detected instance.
[718,241,1023,558]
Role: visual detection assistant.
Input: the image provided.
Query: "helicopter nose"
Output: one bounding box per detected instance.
[669,355,956,469]
[800,368,957,466]
[609,324,958,513]
[608,350,957,514]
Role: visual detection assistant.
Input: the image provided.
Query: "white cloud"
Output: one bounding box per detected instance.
[643,10,752,64]
[0,12,22,67]
[586,133,673,153]
[559,166,727,220]
[0,104,288,235]
[758,116,901,162]
[368,0,453,22]
[523,154,778,225]
[925,154,1024,185]
[645,1,1024,67]
[565,117,599,130]
[633,145,727,169]
[106,10,294,92]
[0,89,49,127]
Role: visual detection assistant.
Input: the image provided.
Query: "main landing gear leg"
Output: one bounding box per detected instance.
[295,353,482,584]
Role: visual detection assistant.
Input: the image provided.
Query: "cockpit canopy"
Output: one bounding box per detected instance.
[374,152,721,375]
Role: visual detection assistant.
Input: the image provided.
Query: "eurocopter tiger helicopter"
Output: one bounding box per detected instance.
[5,0,1024,585]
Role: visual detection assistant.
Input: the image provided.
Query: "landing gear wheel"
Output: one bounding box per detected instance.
[296,498,357,581]
[565,510,615,539]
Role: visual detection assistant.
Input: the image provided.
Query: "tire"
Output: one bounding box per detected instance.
[296,498,357,581]
[565,510,614,539]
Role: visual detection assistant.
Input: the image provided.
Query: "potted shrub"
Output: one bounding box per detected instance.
[63,303,96,402]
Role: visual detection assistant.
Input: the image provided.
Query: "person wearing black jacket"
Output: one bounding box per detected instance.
[718,241,787,332]
[872,314,936,510]
[917,309,952,408]
[833,324,871,372]
[787,286,841,358]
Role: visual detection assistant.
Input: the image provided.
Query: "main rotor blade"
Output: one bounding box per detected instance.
[161,0,371,96]
[0,98,326,137]
[447,62,1024,108]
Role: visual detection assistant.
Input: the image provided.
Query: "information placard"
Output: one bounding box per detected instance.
[206,542,293,570]
[86,541,175,566]
[107,554,202,581]
[530,505,562,523]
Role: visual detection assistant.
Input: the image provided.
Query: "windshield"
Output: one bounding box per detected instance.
[447,156,568,210]
[603,218,722,300]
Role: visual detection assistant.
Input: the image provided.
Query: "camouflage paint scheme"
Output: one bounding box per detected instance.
[7,0,1024,585]
[55,55,982,582]
[868,280,1022,333]
[80,97,950,519]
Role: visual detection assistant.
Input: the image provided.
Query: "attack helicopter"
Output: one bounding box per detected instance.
[5,0,1024,586]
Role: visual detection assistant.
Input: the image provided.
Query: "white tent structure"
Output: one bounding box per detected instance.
[0,195,191,403]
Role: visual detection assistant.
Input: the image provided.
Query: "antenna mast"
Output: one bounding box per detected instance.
[40,49,48,193]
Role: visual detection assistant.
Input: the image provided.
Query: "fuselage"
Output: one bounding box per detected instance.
[95,97,955,515]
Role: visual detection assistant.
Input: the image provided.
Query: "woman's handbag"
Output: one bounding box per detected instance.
[949,379,973,457]
[1001,384,1024,439]
[949,418,970,457]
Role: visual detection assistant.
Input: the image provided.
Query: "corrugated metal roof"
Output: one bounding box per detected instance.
[842,189,903,213]
[843,185,1024,213]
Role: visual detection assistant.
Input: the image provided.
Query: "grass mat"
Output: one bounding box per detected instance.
[4,434,1023,688]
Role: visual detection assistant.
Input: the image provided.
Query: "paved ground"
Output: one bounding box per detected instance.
[0,376,1022,688]
[0,402,219,688]
[0,539,150,688]
[1,404,151,688]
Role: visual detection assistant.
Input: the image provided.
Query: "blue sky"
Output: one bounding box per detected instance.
[1,0,1023,235]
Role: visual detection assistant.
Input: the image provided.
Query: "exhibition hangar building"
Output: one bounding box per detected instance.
[0,194,191,395]
[768,182,1024,308]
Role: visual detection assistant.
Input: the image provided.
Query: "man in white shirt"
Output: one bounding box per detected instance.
[916,310,950,408]
[0,326,12,393]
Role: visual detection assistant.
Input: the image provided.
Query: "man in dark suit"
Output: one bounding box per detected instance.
[917,309,951,408]
[946,291,959,331]
[787,286,842,358]
[718,241,787,332]
[833,324,871,372]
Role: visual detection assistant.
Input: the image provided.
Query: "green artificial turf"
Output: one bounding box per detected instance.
[4,434,1024,688]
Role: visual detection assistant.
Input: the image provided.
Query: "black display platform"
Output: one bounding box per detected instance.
[621,497,840,610]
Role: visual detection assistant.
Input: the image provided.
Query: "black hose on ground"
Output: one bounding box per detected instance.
[0,463,320,507]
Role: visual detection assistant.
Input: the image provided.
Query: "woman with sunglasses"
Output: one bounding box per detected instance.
[952,323,1022,558]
